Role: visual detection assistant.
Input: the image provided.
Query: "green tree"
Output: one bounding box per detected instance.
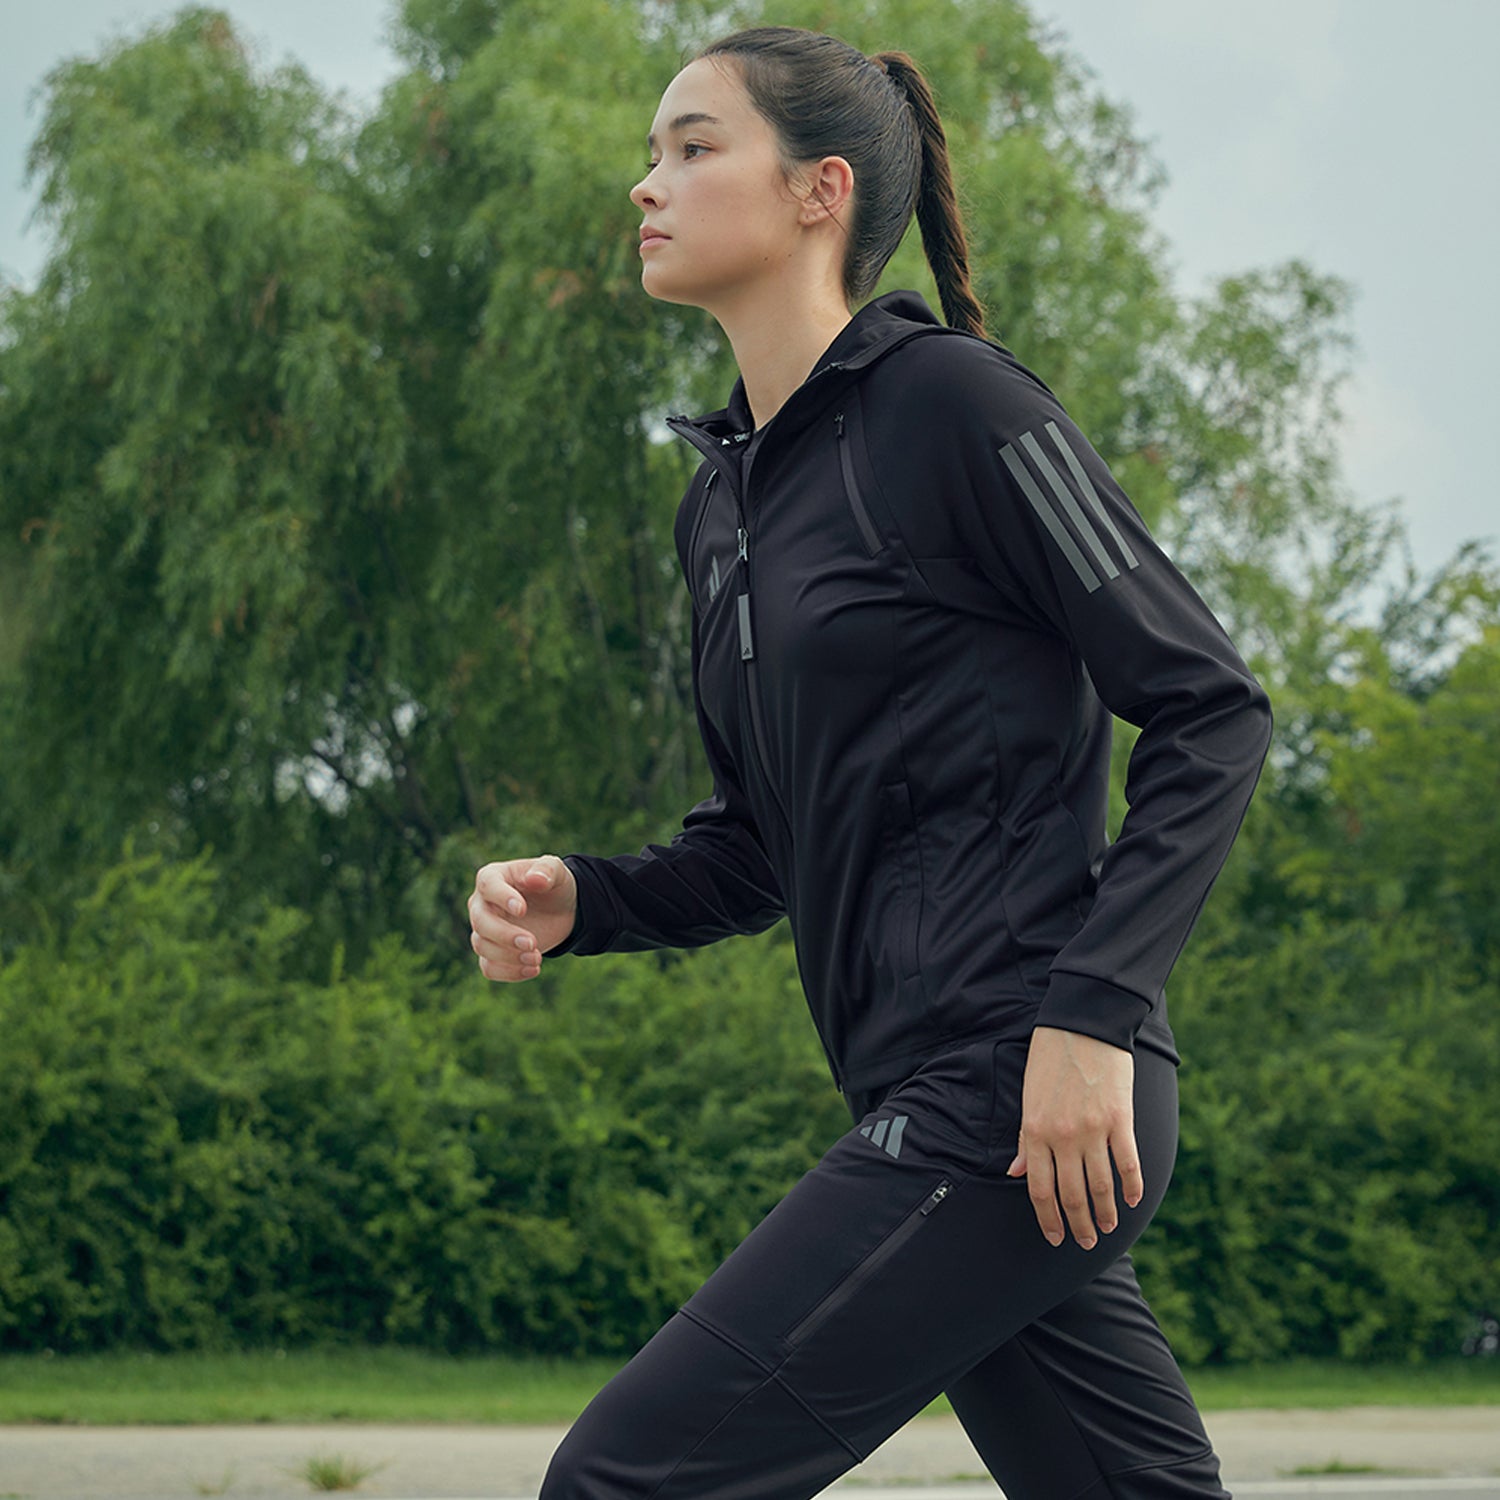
[1,0,1362,970]
[0,10,420,956]
[1136,572,1500,1361]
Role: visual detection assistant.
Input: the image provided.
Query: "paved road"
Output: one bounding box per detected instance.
[874,1489,1500,1500]
[860,1489,1500,1500]
[2,1408,1497,1499]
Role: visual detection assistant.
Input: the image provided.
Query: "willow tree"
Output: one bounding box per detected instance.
[0,0,1355,964]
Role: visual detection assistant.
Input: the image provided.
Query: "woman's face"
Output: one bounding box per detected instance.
[629,57,808,313]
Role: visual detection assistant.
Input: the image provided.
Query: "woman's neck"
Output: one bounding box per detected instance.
[713,280,853,431]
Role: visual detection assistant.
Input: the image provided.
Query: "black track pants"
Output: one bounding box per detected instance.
[541,1037,1228,1499]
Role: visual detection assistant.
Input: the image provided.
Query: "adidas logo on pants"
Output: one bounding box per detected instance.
[860,1114,908,1159]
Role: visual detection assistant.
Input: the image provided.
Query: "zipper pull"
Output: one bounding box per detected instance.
[737,527,749,563]
[921,1181,952,1216]
[835,411,846,438]
[737,594,755,661]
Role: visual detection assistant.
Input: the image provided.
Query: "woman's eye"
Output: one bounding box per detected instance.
[643,143,707,173]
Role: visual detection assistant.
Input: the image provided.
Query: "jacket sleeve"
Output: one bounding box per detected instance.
[547,487,785,956]
[923,340,1273,1049]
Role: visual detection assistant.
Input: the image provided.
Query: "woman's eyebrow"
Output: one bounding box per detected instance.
[646,112,723,148]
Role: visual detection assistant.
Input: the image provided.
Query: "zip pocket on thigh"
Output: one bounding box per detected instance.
[783,1178,953,1347]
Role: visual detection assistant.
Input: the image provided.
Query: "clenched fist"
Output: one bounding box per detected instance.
[468,856,579,981]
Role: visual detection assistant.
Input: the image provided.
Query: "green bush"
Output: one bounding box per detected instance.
[0,848,843,1353]
[1136,913,1500,1363]
[3,847,1495,1359]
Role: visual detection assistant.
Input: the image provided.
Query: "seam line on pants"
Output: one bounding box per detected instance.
[677,1306,776,1375]
[1063,1446,1222,1500]
[641,1316,777,1500]
[642,1376,774,1500]
[770,1371,867,1464]
[1008,1334,1111,1498]
[679,1309,867,1465]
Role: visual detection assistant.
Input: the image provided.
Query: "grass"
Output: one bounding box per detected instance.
[0,1348,627,1425]
[1181,1357,1500,1411]
[1287,1460,1393,1476]
[0,1349,1495,1427]
[297,1451,385,1491]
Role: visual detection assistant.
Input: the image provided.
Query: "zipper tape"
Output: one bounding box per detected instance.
[783,1178,954,1346]
[836,411,883,556]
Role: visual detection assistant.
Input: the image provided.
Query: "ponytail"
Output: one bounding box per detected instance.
[873,53,987,339]
[699,28,987,338]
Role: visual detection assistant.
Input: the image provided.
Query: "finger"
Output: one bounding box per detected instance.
[1007,1132,1028,1179]
[472,923,543,975]
[467,891,525,946]
[1113,1124,1145,1211]
[475,864,526,917]
[472,935,541,980]
[1053,1152,1098,1250]
[470,924,532,960]
[477,952,538,982]
[1024,1147,1065,1248]
[475,937,542,982]
[1085,1139,1119,1235]
[467,891,498,937]
[519,855,570,897]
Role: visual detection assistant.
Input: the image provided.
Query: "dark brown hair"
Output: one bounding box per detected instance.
[698,26,985,337]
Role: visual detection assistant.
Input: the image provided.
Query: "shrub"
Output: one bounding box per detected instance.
[0,849,843,1353]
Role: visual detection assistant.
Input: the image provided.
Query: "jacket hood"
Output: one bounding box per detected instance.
[677,290,953,444]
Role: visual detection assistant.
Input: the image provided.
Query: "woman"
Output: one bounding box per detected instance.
[468,26,1271,1499]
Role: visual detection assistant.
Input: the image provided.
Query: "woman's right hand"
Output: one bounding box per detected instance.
[468,856,579,981]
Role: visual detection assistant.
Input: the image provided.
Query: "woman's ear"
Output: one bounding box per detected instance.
[799,155,855,225]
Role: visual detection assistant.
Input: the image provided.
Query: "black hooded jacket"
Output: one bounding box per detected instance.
[555,291,1272,1095]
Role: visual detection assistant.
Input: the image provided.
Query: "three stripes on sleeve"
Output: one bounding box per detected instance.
[998,421,1140,594]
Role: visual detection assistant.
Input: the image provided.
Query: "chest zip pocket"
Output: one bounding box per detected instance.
[835,411,882,557]
[783,1178,953,1347]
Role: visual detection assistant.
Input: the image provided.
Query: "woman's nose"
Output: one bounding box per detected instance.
[630,173,660,211]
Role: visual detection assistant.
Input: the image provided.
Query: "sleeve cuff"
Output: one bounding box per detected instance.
[540,855,616,957]
[1034,970,1153,1052]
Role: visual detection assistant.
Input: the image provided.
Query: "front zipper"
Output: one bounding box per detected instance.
[783,1179,954,1347]
[734,445,790,836]
[835,411,882,556]
[666,416,793,844]
[666,352,871,840]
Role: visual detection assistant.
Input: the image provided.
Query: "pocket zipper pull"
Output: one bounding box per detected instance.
[921,1181,952,1216]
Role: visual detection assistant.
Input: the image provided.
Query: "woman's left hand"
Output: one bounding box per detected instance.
[1007,1025,1143,1249]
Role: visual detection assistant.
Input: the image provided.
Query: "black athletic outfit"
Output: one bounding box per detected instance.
[542,291,1272,1499]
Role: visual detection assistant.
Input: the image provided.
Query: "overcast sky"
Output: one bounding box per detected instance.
[2,0,1495,573]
